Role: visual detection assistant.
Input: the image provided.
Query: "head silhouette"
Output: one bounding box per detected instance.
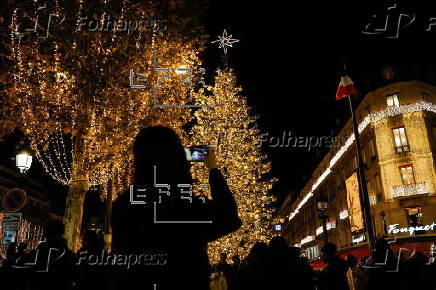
[269,235,288,253]
[321,243,337,262]
[133,126,191,186]
[248,242,269,264]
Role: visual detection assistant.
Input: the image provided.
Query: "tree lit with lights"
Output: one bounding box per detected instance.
[189,69,277,263]
[0,0,206,249]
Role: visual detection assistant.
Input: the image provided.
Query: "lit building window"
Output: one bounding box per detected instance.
[406,207,422,228]
[352,234,366,244]
[339,209,349,220]
[399,164,415,185]
[392,126,410,153]
[306,245,320,260]
[386,93,400,107]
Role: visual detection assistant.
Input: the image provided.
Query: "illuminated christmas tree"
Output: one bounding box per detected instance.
[0,0,206,249]
[189,68,277,263]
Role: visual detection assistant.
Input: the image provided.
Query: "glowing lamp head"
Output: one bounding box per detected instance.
[16,152,32,173]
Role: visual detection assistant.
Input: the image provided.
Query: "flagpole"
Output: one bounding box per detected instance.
[347,94,376,252]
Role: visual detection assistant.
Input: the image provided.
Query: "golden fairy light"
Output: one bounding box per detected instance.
[0,0,207,250]
[188,69,277,263]
[0,216,44,258]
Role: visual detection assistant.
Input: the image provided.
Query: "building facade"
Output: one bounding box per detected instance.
[279,80,436,262]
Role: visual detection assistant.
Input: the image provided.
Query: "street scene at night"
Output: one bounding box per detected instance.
[0,0,436,289]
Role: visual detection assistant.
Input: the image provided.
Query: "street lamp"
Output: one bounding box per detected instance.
[317,195,329,246]
[16,152,32,174]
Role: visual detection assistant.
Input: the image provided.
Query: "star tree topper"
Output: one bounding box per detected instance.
[211,29,239,55]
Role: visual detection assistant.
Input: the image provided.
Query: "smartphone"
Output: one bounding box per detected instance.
[185,146,209,162]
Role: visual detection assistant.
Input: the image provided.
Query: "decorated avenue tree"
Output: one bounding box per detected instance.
[188,69,277,263]
[0,0,206,249]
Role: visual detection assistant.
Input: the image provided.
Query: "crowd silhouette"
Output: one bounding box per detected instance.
[0,126,435,290]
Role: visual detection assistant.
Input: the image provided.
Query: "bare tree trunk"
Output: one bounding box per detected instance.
[63,132,89,251]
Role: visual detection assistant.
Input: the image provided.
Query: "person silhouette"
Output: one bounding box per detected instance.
[112,126,241,290]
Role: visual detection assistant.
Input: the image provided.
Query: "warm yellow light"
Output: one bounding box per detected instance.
[16,152,32,173]
[175,65,189,75]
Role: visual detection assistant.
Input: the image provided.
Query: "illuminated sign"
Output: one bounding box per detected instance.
[274,224,282,231]
[339,209,349,220]
[352,234,365,244]
[346,172,364,231]
[388,222,436,236]
[315,221,336,236]
[316,227,323,236]
[327,221,336,230]
[300,235,315,245]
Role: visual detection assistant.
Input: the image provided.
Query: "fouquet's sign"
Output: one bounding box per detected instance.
[388,222,436,236]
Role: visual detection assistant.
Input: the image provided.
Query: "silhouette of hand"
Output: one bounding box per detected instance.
[205,146,218,169]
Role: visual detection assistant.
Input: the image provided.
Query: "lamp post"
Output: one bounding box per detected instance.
[317,196,329,246]
[16,152,32,174]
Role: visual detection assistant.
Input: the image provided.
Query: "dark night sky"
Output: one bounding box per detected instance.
[2,1,436,218]
[203,0,436,204]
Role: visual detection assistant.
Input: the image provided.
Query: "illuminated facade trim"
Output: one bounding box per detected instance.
[289,100,436,221]
[300,235,315,245]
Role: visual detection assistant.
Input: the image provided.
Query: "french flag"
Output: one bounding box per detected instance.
[336,75,357,101]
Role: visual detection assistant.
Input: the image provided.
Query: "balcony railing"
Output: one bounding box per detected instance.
[391,182,429,198]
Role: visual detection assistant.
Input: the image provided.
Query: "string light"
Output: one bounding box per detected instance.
[0,216,44,258]
[188,69,276,263]
[391,182,428,198]
[1,1,207,248]
[300,235,315,245]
